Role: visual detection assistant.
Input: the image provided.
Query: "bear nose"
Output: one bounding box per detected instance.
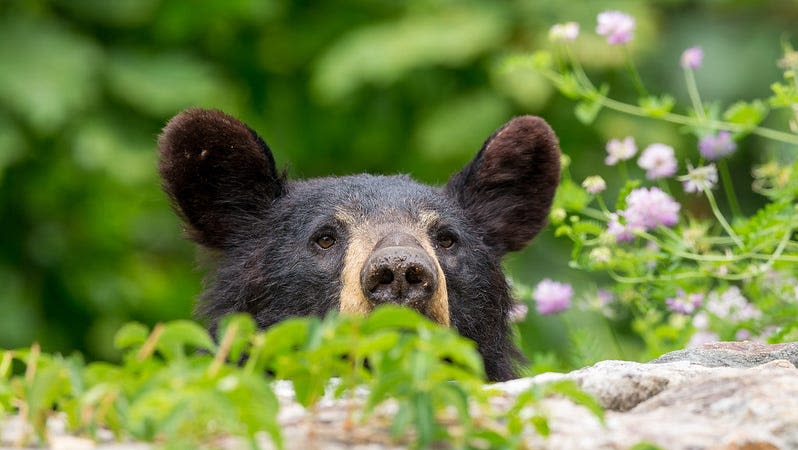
[361,246,438,307]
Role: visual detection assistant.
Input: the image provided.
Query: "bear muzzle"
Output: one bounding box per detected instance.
[360,232,439,309]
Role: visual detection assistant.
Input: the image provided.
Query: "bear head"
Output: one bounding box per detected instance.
[158,108,561,381]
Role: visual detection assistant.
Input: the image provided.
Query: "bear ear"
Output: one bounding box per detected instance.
[158,108,285,249]
[445,116,561,255]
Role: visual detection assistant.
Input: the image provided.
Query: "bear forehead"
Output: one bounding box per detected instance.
[281,173,461,222]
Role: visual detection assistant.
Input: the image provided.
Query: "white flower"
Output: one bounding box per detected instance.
[596,11,635,45]
[637,143,678,180]
[604,136,637,165]
[582,175,607,194]
[549,22,580,42]
[680,163,718,194]
[680,46,704,69]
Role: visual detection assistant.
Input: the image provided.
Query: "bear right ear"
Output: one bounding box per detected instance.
[158,108,284,249]
[445,116,561,255]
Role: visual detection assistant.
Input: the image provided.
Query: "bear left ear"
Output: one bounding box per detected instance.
[445,116,561,255]
[158,108,285,250]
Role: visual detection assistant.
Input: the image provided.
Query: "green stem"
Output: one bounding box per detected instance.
[608,268,754,283]
[595,195,611,216]
[538,68,798,145]
[565,45,596,91]
[635,230,798,262]
[619,160,629,180]
[684,68,706,122]
[624,45,648,98]
[581,207,609,221]
[765,222,796,268]
[716,159,742,218]
[704,188,744,249]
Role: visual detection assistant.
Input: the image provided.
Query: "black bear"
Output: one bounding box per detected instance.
[158,109,560,381]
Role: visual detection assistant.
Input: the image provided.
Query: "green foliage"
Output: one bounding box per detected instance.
[0,307,604,448]
[521,11,798,357]
[722,100,768,131]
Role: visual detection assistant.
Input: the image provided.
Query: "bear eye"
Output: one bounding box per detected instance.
[315,234,336,249]
[437,233,456,249]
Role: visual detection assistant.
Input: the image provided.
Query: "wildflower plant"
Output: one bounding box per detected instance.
[510,13,798,357]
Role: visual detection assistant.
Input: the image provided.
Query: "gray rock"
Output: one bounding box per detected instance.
[651,340,798,368]
[518,358,798,450]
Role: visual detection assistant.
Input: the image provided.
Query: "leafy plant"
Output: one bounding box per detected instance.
[0,307,603,449]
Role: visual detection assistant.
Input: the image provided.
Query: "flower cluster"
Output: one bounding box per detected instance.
[686,287,764,347]
[637,143,677,179]
[604,136,637,165]
[549,22,579,42]
[705,286,761,323]
[666,289,704,315]
[607,187,681,242]
[680,46,704,69]
[532,279,573,315]
[699,131,737,160]
[596,11,635,45]
[680,163,718,193]
[582,175,607,194]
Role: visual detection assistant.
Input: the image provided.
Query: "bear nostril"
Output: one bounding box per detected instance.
[405,266,423,285]
[377,267,394,286]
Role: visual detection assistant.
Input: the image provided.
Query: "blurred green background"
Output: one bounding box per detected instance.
[1,0,796,368]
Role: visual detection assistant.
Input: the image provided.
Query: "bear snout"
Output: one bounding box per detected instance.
[361,246,439,308]
[360,235,439,309]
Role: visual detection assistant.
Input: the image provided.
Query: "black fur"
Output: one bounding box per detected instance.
[158,109,561,381]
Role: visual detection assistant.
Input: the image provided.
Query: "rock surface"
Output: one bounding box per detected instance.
[2,341,797,449]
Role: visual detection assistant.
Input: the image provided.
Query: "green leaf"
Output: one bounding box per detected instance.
[356,331,400,357]
[413,390,436,447]
[575,98,604,124]
[224,373,283,449]
[216,313,257,363]
[26,358,73,440]
[722,100,768,130]
[114,322,150,351]
[530,414,550,437]
[255,318,312,367]
[571,221,605,237]
[630,442,665,450]
[553,72,583,99]
[362,305,433,334]
[555,225,573,237]
[468,429,513,449]
[553,179,591,213]
[639,95,675,118]
[436,382,470,425]
[390,402,412,438]
[768,81,798,108]
[156,320,216,361]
